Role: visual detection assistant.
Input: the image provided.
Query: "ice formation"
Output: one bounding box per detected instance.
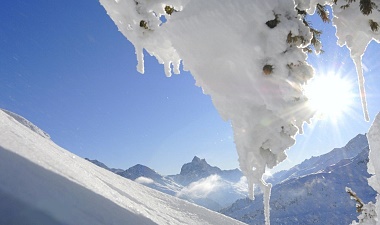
[332,0,380,122]
[350,113,380,225]
[366,113,380,224]
[297,0,380,121]
[99,0,379,223]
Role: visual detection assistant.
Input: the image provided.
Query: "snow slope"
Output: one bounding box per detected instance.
[0,109,245,225]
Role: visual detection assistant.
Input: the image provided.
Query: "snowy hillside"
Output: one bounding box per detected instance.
[221,145,376,225]
[268,134,369,185]
[0,109,245,225]
[2,109,51,139]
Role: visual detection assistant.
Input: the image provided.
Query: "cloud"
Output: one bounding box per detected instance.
[135,176,154,184]
[232,176,248,193]
[177,175,223,199]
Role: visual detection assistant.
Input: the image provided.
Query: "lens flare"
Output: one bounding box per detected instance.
[305,73,355,121]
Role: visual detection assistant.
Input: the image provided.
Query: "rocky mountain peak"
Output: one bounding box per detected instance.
[180,156,221,177]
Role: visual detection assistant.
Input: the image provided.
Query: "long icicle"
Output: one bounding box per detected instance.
[353,56,370,122]
[261,180,272,225]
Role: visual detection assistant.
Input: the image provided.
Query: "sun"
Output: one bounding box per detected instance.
[305,73,355,121]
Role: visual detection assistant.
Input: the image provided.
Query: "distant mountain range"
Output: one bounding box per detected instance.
[221,134,376,225]
[86,156,247,210]
[267,134,369,185]
[87,134,376,224]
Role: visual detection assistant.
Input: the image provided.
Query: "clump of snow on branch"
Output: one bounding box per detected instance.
[297,0,380,121]
[100,0,314,209]
[346,187,377,225]
[99,0,379,224]
[332,0,380,122]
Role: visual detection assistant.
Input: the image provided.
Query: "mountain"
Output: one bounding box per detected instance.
[88,155,246,211]
[169,156,222,185]
[84,158,124,173]
[221,139,376,225]
[168,157,247,210]
[169,156,244,185]
[0,109,245,225]
[85,131,373,223]
[118,164,163,181]
[268,134,369,185]
[117,164,182,195]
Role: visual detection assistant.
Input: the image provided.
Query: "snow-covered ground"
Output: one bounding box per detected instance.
[0,109,245,225]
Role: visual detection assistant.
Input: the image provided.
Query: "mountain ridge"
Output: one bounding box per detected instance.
[220,145,376,225]
[268,133,368,185]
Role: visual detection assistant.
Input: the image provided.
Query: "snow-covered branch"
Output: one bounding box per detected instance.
[99,0,379,224]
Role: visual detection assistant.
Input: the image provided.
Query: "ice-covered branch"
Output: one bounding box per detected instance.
[100,0,315,197]
[332,0,380,121]
[100,0,379,224]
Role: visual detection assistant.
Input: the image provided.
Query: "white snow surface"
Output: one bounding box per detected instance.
[0,109,245,225]
[2,109,51,139]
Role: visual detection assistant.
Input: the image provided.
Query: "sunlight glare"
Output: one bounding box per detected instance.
[305,73,354,121]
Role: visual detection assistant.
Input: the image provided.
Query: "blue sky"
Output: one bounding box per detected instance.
[1,0,379,175]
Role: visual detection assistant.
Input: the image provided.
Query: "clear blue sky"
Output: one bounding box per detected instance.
[1,0,379,175]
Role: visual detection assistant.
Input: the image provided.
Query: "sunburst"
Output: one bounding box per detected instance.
[305,72,355,121]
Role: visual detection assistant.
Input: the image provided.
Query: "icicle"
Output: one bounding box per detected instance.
[164,61,172,77]
[247,176,255,200]
[136,46,145,74]
[353,56,370,122]
[262,181,272,225]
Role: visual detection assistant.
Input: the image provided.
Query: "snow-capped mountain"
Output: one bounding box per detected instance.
[118,164,182,195]
[87,134,372,216]
[87,155,247,211]
[0,109,245,225]
[169,157,247,210]
[268,134,369,185]
[221,138,376,225]
[169,156,243,185]
[170,156,223,186]
[85,158,124,173]
[118,164,163,181]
